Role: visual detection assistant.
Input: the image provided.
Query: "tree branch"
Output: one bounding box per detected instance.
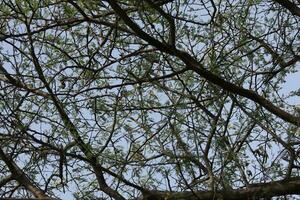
[106,0,300,126]
[25,24,126,200]
[0,148,54,199]
[272,0,300,17]
[139,177,300,200]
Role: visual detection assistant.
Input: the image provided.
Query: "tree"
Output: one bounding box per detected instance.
[0,0,300,199]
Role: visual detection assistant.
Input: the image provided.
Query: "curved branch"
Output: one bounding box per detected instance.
[106,0,300,126]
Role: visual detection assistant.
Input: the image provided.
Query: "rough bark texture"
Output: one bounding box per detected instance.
[138,177,300,200]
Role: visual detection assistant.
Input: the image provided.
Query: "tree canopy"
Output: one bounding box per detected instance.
[0,0,300,199]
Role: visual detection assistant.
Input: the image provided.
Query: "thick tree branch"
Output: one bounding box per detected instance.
[106,0,300,126]
[0,148,54,199]
[272,0,300,17]
[139,177,300,200]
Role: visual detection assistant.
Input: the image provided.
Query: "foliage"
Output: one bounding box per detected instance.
[0,0,300,199]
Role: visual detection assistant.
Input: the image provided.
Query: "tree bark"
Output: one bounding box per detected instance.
[272,0,300,17]
[138,177,300,200]
[0,148,55,199]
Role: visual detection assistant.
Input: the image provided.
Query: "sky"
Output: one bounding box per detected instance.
[281,70,300,106]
